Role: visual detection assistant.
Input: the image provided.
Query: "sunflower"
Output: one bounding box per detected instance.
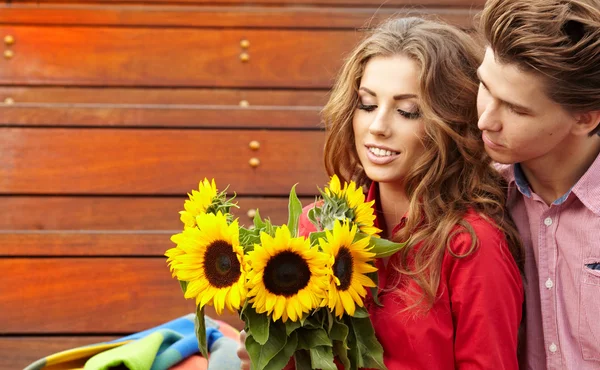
[179,178,218,228]
[246,225,331,322]
[166,212,246,315]
[324,175,381,236]
[319,220,377,318]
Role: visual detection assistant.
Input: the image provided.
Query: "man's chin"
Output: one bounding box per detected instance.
[484,147,517,165]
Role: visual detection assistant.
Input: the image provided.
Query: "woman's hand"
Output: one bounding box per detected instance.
[237,329,251,370]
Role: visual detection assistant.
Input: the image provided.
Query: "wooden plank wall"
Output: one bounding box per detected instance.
[0,1,483,368]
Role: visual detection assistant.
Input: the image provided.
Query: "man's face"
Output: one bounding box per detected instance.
[476,47,578,165]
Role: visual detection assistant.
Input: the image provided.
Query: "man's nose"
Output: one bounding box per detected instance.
[478,101,501,132]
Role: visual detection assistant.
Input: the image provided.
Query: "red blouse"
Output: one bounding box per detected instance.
[297,182,523,370]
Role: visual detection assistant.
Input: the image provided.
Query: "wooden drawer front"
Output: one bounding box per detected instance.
[0,26,360,88]
[0,196,315,231]
[0,128,327,195]
[0,5,480,29]
[0,258,243,333]
[0,87,327,129]
[1,0,486,7]
[0,87,327,106]
[1,337,118,370]
[0,103,323,129]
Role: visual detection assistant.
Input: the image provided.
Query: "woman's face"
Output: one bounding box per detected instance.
[353,55,427,191]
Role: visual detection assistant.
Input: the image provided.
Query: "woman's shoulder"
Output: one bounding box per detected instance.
[447,208,508,256]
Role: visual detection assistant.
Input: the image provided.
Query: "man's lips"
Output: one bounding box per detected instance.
[482,133,504,149]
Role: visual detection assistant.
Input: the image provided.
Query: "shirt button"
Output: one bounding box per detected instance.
[544,217,553,226]
[549,343,558,353]
[545,278,554,289]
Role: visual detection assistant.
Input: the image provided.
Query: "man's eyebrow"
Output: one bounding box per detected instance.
[476,68,534,115]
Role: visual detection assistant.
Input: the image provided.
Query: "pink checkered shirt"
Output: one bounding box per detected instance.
[498,154,600,370]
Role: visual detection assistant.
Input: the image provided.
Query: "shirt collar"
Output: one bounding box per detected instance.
[512,163,573,205]
[512,163,532,198]
[570,152,600,216]
[509,152,600,214]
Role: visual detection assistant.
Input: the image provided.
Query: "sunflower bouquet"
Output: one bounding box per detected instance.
[166,176,406,370]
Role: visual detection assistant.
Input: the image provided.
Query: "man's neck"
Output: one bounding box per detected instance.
[520,136,600,205]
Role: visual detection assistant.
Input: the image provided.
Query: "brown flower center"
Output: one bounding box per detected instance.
[263,251,311,297]
[333,246,353,290]
[203,240,241,288]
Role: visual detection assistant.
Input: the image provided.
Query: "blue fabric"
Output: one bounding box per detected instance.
[108,314,196,343]
[586,263,600,270]
[513,163,573,204]
[24,314,239,370]
[207,336,241,370]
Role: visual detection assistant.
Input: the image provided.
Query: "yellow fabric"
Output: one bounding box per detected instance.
[43,341,133,369]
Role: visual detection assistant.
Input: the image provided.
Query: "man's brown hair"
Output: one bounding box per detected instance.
[479,0,600,134]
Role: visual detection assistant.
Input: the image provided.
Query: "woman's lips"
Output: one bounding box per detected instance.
[365,146,400,165]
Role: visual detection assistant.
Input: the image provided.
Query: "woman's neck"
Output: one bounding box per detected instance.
[377,182,410,238]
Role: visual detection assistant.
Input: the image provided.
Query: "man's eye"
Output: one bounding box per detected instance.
[507,105,525,116]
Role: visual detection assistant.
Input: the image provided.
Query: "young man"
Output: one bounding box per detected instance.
[477,0,600,369]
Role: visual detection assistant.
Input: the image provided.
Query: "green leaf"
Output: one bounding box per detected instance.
[243,305,270,345]
[264,219,276,237]
[333,340,351,370]
[301,314,323,329]
[194,305,208,359]
[253,209,266,229]
[178,280,188,294]
[285,319,302,336]
[326,310,334,333]
[351,316,387,370]
[294,349,312,369]
[287,184,302,237]
[329,317,349,342]
[345,317,362,369]
[368,235,407,258]
[352,306,370,318]
[307,205,322,231]
[367,271,383,307]
[296,328,333,350]
[310,345,337,370]
[309,231,327,246]
[246,320,288,369]
[265,331,298,370]
[239,227,261,251]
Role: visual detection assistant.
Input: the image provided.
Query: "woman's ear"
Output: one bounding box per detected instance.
[571,110,600,136]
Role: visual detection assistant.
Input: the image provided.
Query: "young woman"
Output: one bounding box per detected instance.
[239,16,524,369]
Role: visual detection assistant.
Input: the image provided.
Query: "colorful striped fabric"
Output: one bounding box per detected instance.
[24,314,241,370]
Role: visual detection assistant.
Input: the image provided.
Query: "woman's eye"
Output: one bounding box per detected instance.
[358,103,377,112]
[398,109,421,119]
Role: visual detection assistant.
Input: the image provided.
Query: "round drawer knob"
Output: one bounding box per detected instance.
[4,35,15,45]
[4,50,14,59]
[249,140,260,150]
[247,209,257,219]
[240,39,250,49]
[239,100,250,108]
[249,157,260,168]
[3,97,14,105]
[240,52,250,62]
